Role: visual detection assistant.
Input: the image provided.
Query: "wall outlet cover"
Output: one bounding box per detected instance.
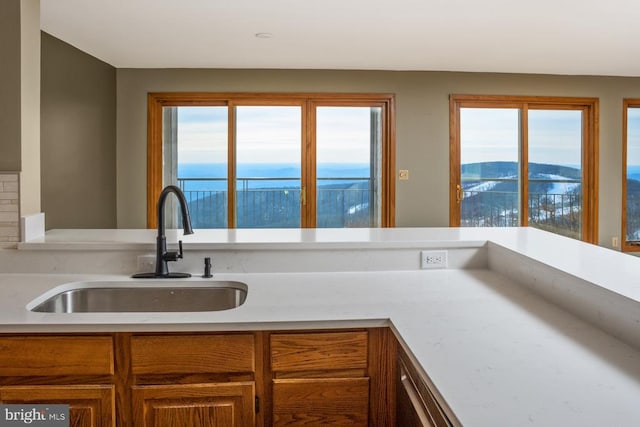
[420,250,448,269]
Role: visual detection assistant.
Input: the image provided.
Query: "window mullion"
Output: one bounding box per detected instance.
[302,100,317,228]
[521,104,529,226]
[582,106,597,243]
[449,99,461,226]
[227,101,236,228]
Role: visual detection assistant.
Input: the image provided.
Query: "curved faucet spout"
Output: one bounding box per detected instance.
[157,185,194,237]
[132,185,194,278]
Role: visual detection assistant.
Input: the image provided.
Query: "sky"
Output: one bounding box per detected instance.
[460,108,583,167]
[627,108,640,168]
[175,106,376,164]
[174,105,613,169]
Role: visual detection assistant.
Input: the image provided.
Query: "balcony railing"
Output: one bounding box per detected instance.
[460,178,582,238]
[177,176,373,228]
[626,192,640,241]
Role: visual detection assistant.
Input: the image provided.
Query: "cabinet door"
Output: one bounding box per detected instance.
[132,382,255,427]
[270,332,371,426]
[0,384,115,427]
[272,378,369,426]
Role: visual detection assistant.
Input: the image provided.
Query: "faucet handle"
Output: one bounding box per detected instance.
[163,240,184,262]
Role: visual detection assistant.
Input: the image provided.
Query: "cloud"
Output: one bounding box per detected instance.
[460,107,582,165]
[175,105,378,164]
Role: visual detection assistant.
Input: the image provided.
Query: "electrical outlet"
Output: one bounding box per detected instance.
[137,254,156,272]
[421,250,448,269]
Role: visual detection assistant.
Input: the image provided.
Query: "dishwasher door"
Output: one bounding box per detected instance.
[397,363,434,427]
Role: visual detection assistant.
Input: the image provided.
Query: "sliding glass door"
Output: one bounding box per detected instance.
[315,106,382,227]
[450,95,597,243]
[148,93,395,229]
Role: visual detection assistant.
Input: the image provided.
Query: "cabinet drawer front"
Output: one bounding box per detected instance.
[271,332,368,372]
[273,378,369,426]
[131,334,255,374]
[0,336,114,376]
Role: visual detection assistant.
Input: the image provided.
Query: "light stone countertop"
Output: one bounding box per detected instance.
[16,226,640,303]
[2,227,640,426]
[18,227,492,250]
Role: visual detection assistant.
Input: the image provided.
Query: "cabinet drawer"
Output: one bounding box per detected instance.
[131,334,255,374]
[273,378,369,425]
[0,336,114,376]
[270,331,368,372]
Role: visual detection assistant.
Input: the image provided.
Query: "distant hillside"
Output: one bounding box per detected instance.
[462,161,581,179]
[460,161,582,234]
[626,178,640,240]
[185,180,372,228]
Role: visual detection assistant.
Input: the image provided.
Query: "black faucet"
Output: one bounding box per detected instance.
[132,185,194,278]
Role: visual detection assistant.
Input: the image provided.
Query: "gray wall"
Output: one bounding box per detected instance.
[41,32,116,228]
[116,69,640,247]
[0,0,24,171]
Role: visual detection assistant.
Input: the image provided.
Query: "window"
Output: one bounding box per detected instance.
[147,93,395,229]
[235,105,302,228]
[623,99,640,251]
[315,106,383,227]
[449,95,598,243]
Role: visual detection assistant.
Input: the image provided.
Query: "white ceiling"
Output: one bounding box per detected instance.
[40,0,640,76]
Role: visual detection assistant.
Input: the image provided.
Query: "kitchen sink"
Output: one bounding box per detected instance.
[29,280,247,313]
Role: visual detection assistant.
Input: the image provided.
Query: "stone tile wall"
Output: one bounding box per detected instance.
[0,173,20,246]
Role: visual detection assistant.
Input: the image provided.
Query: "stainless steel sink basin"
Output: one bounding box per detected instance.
[29,281,247,313]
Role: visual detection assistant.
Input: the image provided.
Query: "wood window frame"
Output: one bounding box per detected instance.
[622,99,640,252]
[449,94,599,244]
[147,92,396,229]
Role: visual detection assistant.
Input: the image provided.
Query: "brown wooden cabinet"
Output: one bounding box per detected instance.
[0,328,399,426]
[268,329,396,426]
[132,382,254,427]
[0,336,116,427]
[0,385,115,427]
[126,334,257,427]
[269,331,369,426]
[272,378,369,425]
